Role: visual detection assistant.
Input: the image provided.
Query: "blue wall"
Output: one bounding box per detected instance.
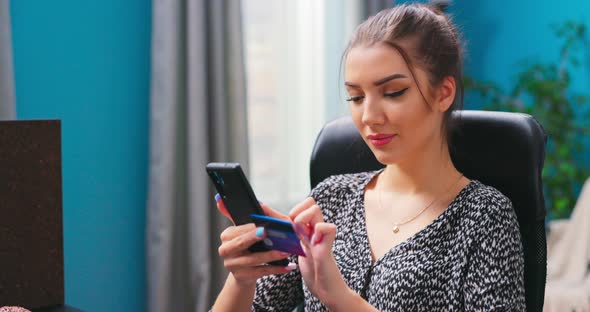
[394,0,590,96]
[449,0,590,188]
[451,0,590,96]
[11,1,151,311]
[398,0,590,164]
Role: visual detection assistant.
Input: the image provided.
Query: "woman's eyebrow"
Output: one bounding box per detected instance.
[344,73,408,88]
[373,73,407,86]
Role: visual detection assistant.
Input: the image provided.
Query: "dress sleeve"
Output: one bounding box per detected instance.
[251,254,303,312]
[251,176,336,311]
[464,195,526,311]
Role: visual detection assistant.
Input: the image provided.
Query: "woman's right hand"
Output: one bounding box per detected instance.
[216,196,296,287]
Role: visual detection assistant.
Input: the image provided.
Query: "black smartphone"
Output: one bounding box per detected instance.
[206,162,289,266]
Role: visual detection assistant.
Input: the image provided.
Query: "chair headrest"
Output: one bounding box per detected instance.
[309,110,547,225]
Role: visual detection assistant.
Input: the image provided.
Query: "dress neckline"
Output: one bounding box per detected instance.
[355,169,478,266]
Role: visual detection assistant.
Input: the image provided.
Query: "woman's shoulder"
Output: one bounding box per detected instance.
[457,180,519,233]
[309,170,379,222]
[310,170,380,196]
[461,180,513,213]
[308,170,380,209]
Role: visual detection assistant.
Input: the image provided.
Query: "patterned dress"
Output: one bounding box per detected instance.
[252,170,526,311]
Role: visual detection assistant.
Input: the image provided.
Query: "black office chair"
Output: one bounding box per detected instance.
[309,110,547,311]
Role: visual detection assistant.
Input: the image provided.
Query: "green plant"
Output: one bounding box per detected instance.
[464,21,590,219]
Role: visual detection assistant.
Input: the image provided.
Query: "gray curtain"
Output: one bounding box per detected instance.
[0,0,16,120]
[147,1,249,312]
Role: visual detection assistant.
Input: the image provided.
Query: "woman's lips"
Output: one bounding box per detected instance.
[368,134,396,147]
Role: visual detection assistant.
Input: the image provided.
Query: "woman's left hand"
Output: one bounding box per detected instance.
[289,198,352,308]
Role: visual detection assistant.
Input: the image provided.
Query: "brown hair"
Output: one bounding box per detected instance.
[344,3,465,150]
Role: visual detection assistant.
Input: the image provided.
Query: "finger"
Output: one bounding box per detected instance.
[288,200,315,244]
[293,222,312,246]
[292,204,324,239]
[299,238,312,259]
[224,250,291,269]
[219,223,257,242]
[232,263,298,281]
[288,197,316,220]
[310,222,337,247]
[218,226,266,257]
[215,194,234,223]
[259,202,289,221]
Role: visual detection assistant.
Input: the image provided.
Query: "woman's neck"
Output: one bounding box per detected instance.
[379,141,461,196]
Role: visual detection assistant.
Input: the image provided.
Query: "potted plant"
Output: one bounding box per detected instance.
[464,21,590,219]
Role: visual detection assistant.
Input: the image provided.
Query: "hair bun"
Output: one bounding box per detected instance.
[429,0,451,12]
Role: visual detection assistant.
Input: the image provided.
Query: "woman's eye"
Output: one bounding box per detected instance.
[345,96,364,103]
[384,87,409,98]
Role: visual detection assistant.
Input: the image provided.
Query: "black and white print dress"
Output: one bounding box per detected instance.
[252,170,526,311]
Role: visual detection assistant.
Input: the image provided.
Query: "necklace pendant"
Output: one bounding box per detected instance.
[392,224,400,234]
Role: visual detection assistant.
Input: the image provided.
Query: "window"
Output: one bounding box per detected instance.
[242,0,363,212]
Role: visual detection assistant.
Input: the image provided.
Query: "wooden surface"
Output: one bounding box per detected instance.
[0,120,64,309]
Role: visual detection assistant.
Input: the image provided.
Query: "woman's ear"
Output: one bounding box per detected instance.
[437,76,456,112]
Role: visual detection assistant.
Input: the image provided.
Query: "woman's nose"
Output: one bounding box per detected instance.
[361,96,385,126]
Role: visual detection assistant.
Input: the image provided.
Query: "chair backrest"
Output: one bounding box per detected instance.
[309,110,547,311]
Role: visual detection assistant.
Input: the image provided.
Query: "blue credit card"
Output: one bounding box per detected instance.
[250,214,306,257]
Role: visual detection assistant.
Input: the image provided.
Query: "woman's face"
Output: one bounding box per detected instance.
[344,42,450,165]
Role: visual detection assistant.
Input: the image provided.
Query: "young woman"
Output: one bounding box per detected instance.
[212,3,525,311]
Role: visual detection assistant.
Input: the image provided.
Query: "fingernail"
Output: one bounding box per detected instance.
[294,224,310,243]
[214,193,221,202]
[255,227,265,237]
[280,251,290,256]
[311,233,322,245]
[284,262,298,271]
[300,241,308,255]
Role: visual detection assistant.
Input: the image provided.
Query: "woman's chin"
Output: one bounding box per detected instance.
[372,150,402,166]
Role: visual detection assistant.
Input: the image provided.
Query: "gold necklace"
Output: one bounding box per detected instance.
[378,173,464,234]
